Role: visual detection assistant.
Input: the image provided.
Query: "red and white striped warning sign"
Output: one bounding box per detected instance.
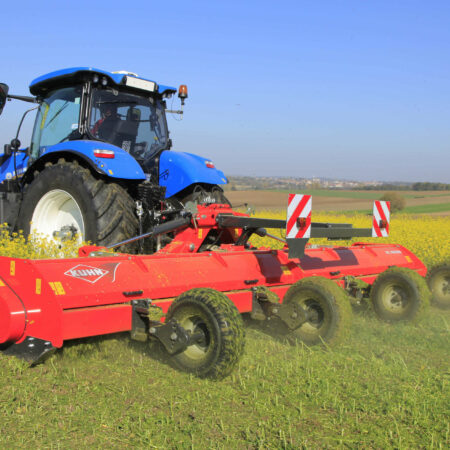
[286,194,312,238]
[372,201,390,237]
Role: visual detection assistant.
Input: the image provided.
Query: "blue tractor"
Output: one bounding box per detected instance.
[0,68,229,250]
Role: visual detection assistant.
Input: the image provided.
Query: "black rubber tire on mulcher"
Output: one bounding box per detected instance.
[166,288,245,379]
[282,276,352,347]
[370,267,431,322]
[427,263,450,309]
[18,159,138,250]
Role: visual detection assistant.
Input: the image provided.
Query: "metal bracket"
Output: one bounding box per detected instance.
[344,276,370,306]
[130,299,151,342]
[1,336,56,366]
[277,302,308,330]
[148,320,191,356]
[286,238,308,259]
[216,214,374,256]
[249,286,310,330]
[251,286,281,320]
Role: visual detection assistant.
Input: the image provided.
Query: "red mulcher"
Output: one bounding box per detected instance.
[0,197,431,379]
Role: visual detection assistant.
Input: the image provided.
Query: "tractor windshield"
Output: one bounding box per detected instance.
[30,86,82,159]
[89,88,169,159]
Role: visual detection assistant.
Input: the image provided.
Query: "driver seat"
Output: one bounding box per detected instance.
[97,115,121,142]
[112,108,140,152]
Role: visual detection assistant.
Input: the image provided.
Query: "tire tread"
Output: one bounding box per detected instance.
[19,160,138,250]
[167,288,245,379]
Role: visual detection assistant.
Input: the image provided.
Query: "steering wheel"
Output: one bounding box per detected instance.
[132,141,149,159]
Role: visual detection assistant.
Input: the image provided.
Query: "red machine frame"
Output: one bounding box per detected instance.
[0,203,427,372]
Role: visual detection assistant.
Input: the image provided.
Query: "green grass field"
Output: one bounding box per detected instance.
[1,308,449,448]
[403,203,450,214]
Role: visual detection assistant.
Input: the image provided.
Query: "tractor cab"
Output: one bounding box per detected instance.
[88,86,169,162]
[28,68,178,168]
[0,68,228,248]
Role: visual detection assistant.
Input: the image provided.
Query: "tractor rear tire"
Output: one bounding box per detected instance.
[282,276,352,346]
[18,159,138,250]
[166,288,245,379]
[370,267,430,322]
[427,263,450,309]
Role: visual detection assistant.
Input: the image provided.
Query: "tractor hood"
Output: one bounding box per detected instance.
[159,151,228,198]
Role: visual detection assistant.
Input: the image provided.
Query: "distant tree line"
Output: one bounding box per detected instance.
[356,184,411,191]
[226,176,450,192]
[358,182,450,191]
[411,182,450,191]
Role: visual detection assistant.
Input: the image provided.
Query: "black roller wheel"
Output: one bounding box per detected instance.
[18,159,138,250]
[370,267,430,322]
[166,288,245,379]
[427,263,450,309]
[282,276,352,346]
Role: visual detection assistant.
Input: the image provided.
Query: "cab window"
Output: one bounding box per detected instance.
[30,87,81,158]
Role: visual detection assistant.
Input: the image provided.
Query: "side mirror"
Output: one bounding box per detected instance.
[0,83,9,115]
[10,138,21,150]
[4,138,21,156]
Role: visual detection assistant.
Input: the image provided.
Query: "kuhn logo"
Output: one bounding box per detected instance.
[64,263,120,283]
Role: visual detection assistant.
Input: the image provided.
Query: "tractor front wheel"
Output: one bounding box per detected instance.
[18,159,138,250]
[427,263,450,309]
[282,277,352,346]
[166,288,245,379]
[370,267,430,321]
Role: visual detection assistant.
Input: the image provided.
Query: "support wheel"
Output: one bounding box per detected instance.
[18,159,138,250]
[282,277,352,346]
[427,263,450,309]
[166,288,245,379]
[370,267,430,321]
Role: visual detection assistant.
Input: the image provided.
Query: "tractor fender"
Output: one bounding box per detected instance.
[159,151,228,198]
[27,140,145,181]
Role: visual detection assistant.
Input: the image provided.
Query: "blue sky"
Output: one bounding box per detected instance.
[1,0,449,182]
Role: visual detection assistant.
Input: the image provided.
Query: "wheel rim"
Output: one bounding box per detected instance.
[30,189,85,244]
[178,314,211,361]
[379,282,410,313]
[431,272,450,301]
[293,291,329,334]
[303,299,325,330]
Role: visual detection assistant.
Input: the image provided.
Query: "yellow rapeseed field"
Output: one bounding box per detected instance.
[0,226,82,259]
[250,211,450,268]
[0,213,448,269]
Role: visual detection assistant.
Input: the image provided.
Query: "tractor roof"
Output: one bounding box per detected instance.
[29,67,177,97]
